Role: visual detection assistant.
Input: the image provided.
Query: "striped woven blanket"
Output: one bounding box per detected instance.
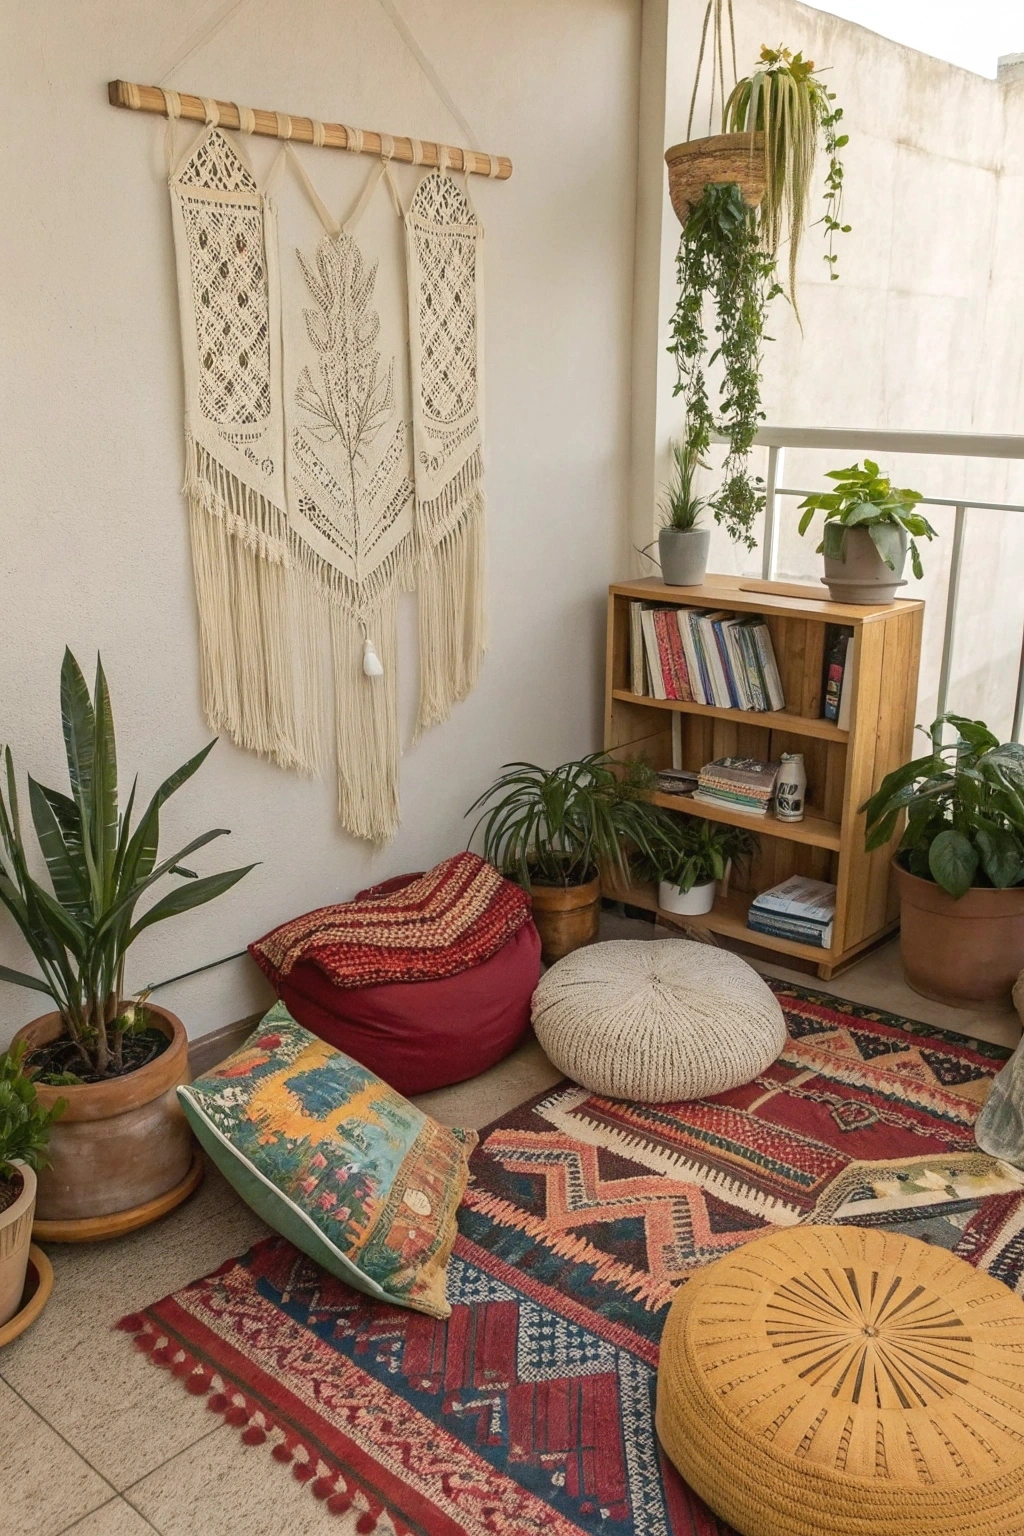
[249,853,532,989]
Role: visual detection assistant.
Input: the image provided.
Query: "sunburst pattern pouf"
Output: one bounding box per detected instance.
[656,1225,1024,1536]
[531,939,786,1101]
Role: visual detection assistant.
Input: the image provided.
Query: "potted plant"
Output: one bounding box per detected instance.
[723,45,849,309]
[798,460,936,603]
[669,182,782,551]
[659,437,711,585]
[466,754,662,963]
[638,812,758,916]
[0,1043,63,1327]
[863,713,1024,1005]
[0,649,255,1237]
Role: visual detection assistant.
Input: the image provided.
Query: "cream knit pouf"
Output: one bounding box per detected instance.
[531,939,787,1101]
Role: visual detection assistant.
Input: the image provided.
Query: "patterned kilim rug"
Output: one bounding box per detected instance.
[119,982,1024,1535]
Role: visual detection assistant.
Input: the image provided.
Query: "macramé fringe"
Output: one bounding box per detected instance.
[185,437,412,843]
[414,447,486,739]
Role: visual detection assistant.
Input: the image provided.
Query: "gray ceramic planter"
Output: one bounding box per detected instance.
[823,525,908,604]
[659,526,710,587]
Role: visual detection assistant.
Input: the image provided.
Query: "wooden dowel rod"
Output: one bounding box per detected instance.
[108,80,512,180]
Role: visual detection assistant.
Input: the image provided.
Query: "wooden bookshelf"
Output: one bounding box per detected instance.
[605,575,925,979]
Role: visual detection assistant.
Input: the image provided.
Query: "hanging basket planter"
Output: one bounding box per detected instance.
[664,132,765,227]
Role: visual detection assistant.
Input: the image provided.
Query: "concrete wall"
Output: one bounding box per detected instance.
[0,0,640,1045]
[635,0,1024,739]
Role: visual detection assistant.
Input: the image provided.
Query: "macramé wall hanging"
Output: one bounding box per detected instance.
[110,81,511,845]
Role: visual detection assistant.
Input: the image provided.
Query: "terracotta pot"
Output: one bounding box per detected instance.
[529,877,601,966]
[664,132,766,227]
[0,1163,36,1328]
[894,861,1024,1006]
[12,1004,194,1230]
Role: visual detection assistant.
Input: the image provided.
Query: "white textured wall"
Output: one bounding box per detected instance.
[0,0,640,1043]
[637,0,1024,738]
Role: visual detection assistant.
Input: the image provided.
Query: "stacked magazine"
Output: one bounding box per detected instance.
[747,876,837,949]
[694,757,780,818]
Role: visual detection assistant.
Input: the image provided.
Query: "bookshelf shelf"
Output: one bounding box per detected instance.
[611,690,849,744]
[605,576,925,979]
[645,790,842,850]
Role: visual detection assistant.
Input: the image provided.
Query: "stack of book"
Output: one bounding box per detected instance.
[747,876,836,949]
[694,757,780,818]
[630,602,786,712]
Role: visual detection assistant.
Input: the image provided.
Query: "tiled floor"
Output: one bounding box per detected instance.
[3,920,1020,1535]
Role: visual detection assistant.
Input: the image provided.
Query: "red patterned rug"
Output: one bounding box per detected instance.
[119,982,1023,1535]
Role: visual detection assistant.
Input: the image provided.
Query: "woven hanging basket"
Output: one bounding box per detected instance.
[664,131,765,227]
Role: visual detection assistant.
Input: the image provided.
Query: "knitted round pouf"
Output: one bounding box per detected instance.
[530,939,786,1101]
[656,1225,1024,1536]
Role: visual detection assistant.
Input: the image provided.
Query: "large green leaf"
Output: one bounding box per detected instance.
[119,740,218,891]
[975,827,1024,889]
[91,656,119,900]
[28,777,89,915]
[128,864,257,941]
[928,829,978,899]
[868,521,905,572]
[60,649,95,804]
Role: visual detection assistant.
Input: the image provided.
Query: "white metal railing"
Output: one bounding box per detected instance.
[718,428,1024,738]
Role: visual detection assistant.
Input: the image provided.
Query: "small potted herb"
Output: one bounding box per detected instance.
[863,713,1024,1004]
[659,438,711,586]
[0,1043,64,1327]
[638,813,758,916]
[798,460,936,603]
[466,754,663,962]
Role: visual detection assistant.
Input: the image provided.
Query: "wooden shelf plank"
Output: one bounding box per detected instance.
[605,878,837,964]
[645,790,842,850]
[609,575,924,624]
[611,689,849,743]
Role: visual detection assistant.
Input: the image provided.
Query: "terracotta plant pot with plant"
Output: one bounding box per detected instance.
[467,754,664,965]
[799,460,937,604]
[0,1042,64,1329]
[863,713,1024,1006]
[0,649,256,1238]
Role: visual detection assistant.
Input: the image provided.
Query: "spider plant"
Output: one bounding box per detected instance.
[660,437,709,531]
[0,649,256,1078]
[466,754,663,889]
[724,45,850,309]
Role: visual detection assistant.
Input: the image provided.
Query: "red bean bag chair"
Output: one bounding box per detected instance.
[249,854,541,1096]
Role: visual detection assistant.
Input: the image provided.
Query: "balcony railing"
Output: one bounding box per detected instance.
[717,428,1024,738]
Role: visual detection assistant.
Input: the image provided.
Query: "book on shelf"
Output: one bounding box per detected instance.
[821,625,854,727]
[629,604,786,713]
[747,876,836,949]
[694,756,780,818]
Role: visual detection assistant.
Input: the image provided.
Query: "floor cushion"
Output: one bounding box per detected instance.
[250,859,541,1096]
[274,920,541,1096]
[531,937,785,1101]
[656,1224,1024,1536]
[177,1004,476,1317]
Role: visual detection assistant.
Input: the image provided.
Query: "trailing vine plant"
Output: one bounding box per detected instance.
[669,183,782,550]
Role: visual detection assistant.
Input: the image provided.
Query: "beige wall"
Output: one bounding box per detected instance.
[0,0,640,1044]
[635,0,1024,738]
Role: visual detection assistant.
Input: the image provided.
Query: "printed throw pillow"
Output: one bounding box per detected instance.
[177,1004,477,1318]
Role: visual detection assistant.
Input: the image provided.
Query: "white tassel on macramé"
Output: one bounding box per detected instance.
[330,592,402,845]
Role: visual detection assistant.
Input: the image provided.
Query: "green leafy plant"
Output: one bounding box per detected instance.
[863,714,1024,899]
[466,754,664,890]
[724,45,850,305]
[660,437,709,531]
[0,649,257,1078]
[0,1041,65,1185]
[669,182,782,550]
[797,460,936,579]
[636,812,758,893]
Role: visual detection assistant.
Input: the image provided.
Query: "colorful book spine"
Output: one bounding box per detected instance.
[652,609,681,699]
[640,609,666,699]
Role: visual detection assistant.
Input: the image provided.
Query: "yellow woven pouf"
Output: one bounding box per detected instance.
[656,1225,1024,1536]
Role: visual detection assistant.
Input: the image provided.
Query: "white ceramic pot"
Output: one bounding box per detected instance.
[658,878,717,916]
[0,1162,37,1327]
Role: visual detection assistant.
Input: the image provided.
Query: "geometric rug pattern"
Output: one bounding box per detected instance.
[119,981,1020,1536]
